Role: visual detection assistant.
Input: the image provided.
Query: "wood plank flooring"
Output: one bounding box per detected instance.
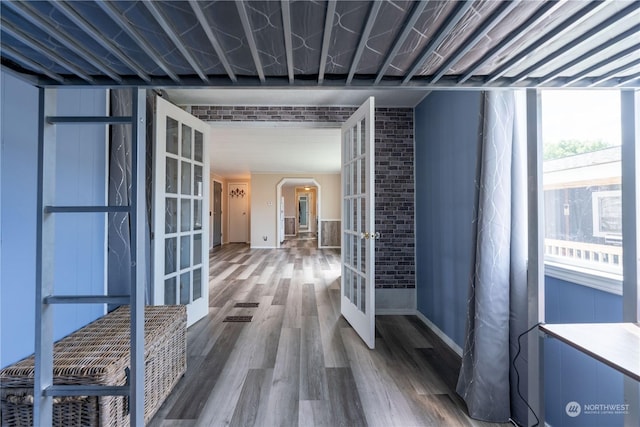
[149,240,510,427]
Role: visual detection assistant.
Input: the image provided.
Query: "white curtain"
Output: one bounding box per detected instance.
[456,90,529,424]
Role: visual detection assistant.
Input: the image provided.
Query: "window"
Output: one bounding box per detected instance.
[541,90,622,280]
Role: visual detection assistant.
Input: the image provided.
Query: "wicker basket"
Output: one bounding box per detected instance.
[0,305,186,427]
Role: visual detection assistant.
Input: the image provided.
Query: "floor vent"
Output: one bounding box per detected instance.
[223,316,253,322]
[234,302,260,308]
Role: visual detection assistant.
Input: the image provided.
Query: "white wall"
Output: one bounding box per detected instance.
[250,173,340,248]
[1,71,108,367]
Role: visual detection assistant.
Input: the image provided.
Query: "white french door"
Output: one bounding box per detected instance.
[341,97,376,349]
[153,96,210,327]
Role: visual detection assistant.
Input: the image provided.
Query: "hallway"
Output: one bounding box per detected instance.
[149,243,508,427]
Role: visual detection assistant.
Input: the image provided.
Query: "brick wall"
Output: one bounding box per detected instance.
[191,105,415,289]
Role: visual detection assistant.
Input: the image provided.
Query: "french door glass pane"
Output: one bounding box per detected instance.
[182,124,192,159]
[166,158,178,193]
[181,161,191,195]
[180,272,190,304]
[165,237,176,274]
[360,118,366,155]
[193,233,202,265]
[194,200,202,230]
[193,268,202,300]
[344,270,351,299]
[166,198,177,233]
[194,131,203,162]
[194,165,203,196]
[180,235,191,270]
[166,117,179,155]
[352,271,358,308]
[352,124,358,158]
[360,274,366,313]
[181,199,191,232]
[165,277,176,304]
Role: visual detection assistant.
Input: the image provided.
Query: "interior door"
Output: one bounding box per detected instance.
[212,181,222,247]
[154,96,210,327]
[228,183,248,242]
[341,97,376,349]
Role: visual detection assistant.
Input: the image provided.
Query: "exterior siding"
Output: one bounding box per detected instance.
[192,105,415,289]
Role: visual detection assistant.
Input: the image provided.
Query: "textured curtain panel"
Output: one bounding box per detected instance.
[108,89,133,305]
[108,89,153,306]
[456,91,528,424]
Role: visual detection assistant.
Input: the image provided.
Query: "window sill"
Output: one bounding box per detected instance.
[544,261,622,296]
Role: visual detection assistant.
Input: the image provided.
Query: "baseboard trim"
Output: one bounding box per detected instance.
[415,311,463,357]
[376,309,416,315]
[250,245,276,249]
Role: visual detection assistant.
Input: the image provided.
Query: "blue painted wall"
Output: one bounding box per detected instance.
[544,276,625,427]
[1,71,107,368]
[414,90,483,347]
[414,90,627,426]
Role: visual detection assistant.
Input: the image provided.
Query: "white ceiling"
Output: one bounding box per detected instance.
[165,88,427,180]
[209,125,341,180]
[164,88,430,108]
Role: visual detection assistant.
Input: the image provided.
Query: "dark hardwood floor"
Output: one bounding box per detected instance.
[148,240,510,427]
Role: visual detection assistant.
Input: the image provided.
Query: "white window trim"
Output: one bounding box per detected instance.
[544,260,622,296]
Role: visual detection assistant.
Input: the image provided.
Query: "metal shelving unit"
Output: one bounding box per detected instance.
[33,88,146,426]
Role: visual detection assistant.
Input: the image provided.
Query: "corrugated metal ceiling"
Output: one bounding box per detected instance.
[1,0,639,88]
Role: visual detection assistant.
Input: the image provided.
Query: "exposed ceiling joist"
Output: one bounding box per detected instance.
[587,56,640,88]
[235,0,265,83]
[347,1,382,85]
[541,26,640,86]
[143,0,209,84]
[374,0,429,85]
[615,73,640,87]
[429,0,519,85]
[511,2,640,84]
[5,0,122,83]
[97,0,181,84]
[0,0,637,89]
[402,1,475,84]
[1,43,64,83]
[0,19,95,83]
[318,0,337,85]
[189,0,236,84]
[281,0,294,84]
[484,1,606,84]
[563,43,640,87]
[51,1,151,83]
[457,0,566,84]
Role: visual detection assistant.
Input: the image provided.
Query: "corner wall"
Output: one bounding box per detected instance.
[414,91,483,347]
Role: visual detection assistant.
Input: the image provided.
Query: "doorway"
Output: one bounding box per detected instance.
[298,195,309,231]
[276,178,322,249]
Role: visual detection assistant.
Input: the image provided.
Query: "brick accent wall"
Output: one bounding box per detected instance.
[191,106,415,289]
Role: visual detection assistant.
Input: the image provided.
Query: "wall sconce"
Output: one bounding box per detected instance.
[230,188,246,198]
